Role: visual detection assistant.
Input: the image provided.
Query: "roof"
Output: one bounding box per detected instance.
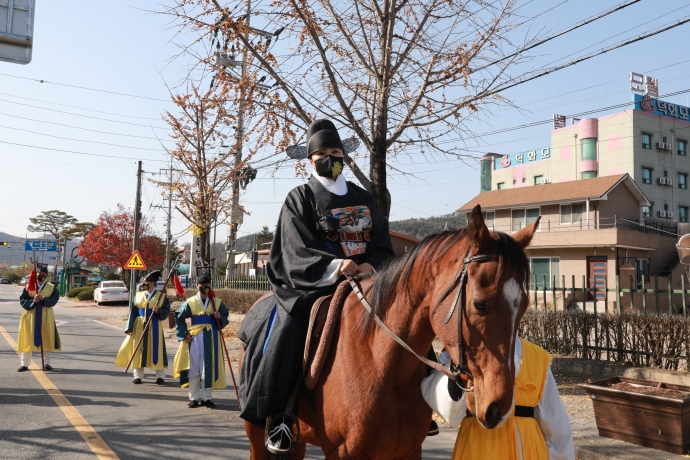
[458,174,649,211]
[389,231,420,243]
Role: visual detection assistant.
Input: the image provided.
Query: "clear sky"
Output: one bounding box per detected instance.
[1,0,690,252]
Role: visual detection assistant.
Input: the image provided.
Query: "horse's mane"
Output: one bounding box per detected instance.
[365,229,530,332]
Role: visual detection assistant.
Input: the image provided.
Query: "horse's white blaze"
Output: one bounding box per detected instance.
[503,277,523,420]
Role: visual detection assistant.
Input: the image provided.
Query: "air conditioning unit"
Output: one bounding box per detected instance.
[658,177,667,185]
[667,178,674,186]
[658,210,667,218]
[668,211,675,218]
[656,142,672,151]
[542,178,552,184]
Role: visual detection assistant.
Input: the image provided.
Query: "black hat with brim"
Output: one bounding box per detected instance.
[144,270,162,283]
[197,275,212,284]
[37,263,49,274]
[307,119,344,157]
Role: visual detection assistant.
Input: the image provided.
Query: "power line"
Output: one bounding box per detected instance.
[0,111,174,141]
[0,97,171,130]
[0,125,167,152]
[0,140,169,162]
[0,72,173,103]
[472,0,643,74]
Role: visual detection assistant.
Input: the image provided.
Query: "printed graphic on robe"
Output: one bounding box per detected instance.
[330,206,372,257]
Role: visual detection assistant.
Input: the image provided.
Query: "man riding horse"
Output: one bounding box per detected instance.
[238,119,398,453]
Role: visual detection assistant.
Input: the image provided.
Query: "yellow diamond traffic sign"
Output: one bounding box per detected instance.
[124,250,147,270]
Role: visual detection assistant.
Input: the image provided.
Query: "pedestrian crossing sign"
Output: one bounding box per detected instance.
[124,250,147,270]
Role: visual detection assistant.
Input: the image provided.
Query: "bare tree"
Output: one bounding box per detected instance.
[165,0,538,218]
[152,80,245,264]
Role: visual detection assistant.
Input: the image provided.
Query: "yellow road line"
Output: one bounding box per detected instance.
[0,323,119,460]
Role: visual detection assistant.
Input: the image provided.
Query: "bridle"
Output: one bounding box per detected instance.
[347,248,498,394]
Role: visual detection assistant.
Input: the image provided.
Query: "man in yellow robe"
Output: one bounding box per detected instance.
[17,265,61,371]
[115,270,170,384]
[173,274,229,408]
[423,338,574,460]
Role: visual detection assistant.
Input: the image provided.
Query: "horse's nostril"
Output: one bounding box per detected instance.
[484,401,503,429]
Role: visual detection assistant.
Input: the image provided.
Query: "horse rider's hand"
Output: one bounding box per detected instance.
[338,259,359,276]
[214,311,220,319]
[357,263,375,275]
[185,335,194,343]
[34,294,44,302]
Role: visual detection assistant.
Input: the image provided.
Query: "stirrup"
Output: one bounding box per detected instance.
[265,413,301,453]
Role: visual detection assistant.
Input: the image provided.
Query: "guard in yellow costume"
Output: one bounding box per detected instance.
[17,265,61,372]
[449,338,574,460]
[115,270,170,384]
[173,274,229,408]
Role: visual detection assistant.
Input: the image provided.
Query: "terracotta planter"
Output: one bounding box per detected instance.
[582,377,690,455]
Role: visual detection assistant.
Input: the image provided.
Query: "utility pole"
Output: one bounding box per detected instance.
[163,161,173,275]
[217,0,267,279]
[129,161,143,305]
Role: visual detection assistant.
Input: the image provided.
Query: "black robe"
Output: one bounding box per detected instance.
[238,175,394,427]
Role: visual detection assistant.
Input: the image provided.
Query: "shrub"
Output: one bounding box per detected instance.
[182,288,268,314]
[66,286,92,298]
[3,262,32,283]
[76,287,94,301]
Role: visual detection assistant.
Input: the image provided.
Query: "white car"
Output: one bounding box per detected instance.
[94,281,129,305]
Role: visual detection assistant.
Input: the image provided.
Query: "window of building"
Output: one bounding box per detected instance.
[497,182,506,190]
[663,170,668,177]
[680,206,688,223]
[530,257,560,289]
[642,167,652,184]
[512,208,540,232]
[636,259,649,289]
[664,203,669,212]
[560,203,584,224]
[534,175,543,185]
[642,203,653,218]
[679,173,687,189]
[513,180,516,185]
[642,133,652,149]
[482,211,495,229]
[679,140,688,156]
[522,177,526,183]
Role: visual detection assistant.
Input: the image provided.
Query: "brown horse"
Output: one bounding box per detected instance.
[240,205,538,459]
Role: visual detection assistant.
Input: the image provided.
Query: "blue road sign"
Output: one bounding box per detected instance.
[25,240,58,252]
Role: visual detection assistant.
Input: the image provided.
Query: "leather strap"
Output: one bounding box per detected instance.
[466,405,535,418]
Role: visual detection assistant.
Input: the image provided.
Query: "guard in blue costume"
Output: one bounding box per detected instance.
[115,270,170,384]
[173,271,230,408]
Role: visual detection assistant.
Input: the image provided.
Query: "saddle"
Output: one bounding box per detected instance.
[302,280,353,390]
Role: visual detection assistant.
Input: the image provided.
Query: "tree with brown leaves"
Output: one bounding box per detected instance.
[165,0,542,218]
[152,80,245,265]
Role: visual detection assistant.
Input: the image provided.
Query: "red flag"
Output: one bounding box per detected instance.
[173,273,185,297]
[27,269,37,293]
[209,288,216,299]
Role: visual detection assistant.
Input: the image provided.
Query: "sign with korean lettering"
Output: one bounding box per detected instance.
[494,147,551,170]
[633,94,690,122]
[24,240,57,252]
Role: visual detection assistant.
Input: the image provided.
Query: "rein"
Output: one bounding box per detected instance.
[346,249,497,393]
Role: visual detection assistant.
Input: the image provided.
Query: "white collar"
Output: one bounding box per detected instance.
[146,289,157,301]
[313,172,348,196]
[196,293,210,309]
[37,280,47,292]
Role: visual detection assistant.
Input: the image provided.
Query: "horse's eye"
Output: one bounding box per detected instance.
[473,299,488,314]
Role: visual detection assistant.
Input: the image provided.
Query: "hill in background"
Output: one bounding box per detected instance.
[389,211,467,240]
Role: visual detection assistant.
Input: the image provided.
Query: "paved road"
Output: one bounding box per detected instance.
[0,284,456,459]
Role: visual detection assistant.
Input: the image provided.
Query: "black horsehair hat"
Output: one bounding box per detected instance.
[196,266,212,284]
[144,270,161,283]
[286,119,360,160]
[37,263,49,274]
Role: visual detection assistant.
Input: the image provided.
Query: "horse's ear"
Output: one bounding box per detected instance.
[512,217,541,249]
[467,205,491,250]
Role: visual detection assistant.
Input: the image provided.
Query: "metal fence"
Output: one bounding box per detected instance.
[520,274,690,371]
[182,275,271,292]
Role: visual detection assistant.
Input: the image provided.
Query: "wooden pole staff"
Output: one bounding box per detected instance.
[209,297,241,410]
[124,260,179,373]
